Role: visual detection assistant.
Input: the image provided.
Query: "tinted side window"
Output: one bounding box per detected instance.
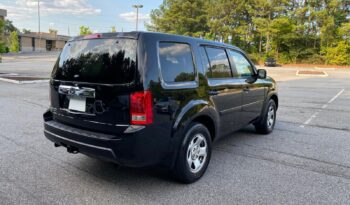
[158,42,195,83]
[199,47,211,77]
[228,50,253,77]
[205,47,232,78]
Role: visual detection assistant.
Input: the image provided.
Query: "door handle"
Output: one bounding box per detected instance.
[208,90,219,96]
[243,87,250,92]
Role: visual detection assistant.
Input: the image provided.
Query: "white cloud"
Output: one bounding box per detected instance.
[0,0,101,20]
[120,11,150,22]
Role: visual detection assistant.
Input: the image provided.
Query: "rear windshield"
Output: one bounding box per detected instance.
[52,38,137,84]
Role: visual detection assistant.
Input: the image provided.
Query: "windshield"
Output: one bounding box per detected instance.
[52,38,137,84]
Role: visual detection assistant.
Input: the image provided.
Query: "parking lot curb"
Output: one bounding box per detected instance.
[0,77,49,84]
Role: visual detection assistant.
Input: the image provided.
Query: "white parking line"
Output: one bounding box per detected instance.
[300,88,345,127]
[328,89,345,104]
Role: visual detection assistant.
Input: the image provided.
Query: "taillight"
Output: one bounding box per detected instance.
[130,91,153,125]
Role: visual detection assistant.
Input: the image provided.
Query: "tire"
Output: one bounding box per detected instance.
[254,99,277,134]
[173,122,212,183]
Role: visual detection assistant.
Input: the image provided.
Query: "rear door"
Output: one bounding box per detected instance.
[227,50,266,124]
[199,46,243,136]
[50,37,138,134]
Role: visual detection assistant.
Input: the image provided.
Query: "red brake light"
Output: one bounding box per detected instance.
[83,33,102,39]
[130,91,153,125]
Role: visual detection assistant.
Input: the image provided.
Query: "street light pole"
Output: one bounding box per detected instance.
[38,0,42,52]
[132,4,143,31]
[38,0,40,34]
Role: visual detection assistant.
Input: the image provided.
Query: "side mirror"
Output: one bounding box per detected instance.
[257,69,267,79]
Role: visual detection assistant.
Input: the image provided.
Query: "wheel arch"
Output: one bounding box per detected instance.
[270,94,279,109]
[172,100,219,142]
[191,114,217,142]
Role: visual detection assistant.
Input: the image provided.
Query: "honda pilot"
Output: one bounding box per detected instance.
[43,32,278,183]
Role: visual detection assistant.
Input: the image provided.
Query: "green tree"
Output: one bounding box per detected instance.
[49,28,58,35]
[4,20,18,33]
[338,22,350,42]
[147,0,209,37]
[251,0,289,54]
[148,0,350,65]
[79,26,92,35]
[111,26,116,32]
[207,0,250,45]
[9,31,19,53]
[0,19,6,53]
[22,28,31,34]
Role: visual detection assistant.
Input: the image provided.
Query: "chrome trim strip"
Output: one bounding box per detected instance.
[58,85,95,98]
[123,125,145,133]
[60,108,96,116]
[81,120,130,127]
[242,100,263,108]
[220,106,241,115]
[83,120,114,126]
[53,79,134,87]
[219,100,263,114]
[207,78,244,87]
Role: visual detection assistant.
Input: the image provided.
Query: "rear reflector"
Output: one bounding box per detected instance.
[130,91,153,125]
[83,33,102,39]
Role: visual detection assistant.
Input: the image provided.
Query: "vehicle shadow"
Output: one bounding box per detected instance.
[74,125,261,186]
[76,155,180,185]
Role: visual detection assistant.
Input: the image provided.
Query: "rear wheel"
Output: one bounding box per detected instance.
[173,123,212,183]
[254,99,277,134]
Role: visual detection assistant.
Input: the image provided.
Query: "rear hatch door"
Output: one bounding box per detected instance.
[50,36,138,134]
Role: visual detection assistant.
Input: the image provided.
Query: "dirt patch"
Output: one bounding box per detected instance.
[283,64,350,69]
[298,70,326,75]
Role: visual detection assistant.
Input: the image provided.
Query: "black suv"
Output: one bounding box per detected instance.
[44,32,278,183]
[264,57,277,67]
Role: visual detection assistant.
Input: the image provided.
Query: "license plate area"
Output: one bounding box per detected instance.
[68,96,86,112]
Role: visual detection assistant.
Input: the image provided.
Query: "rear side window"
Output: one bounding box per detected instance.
[158,42,195,83]
[199,47,211,77]
[52,38,137,84]
[205,47,232,78]
[228,50,254,77]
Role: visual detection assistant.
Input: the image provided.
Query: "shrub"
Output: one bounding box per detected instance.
[248,53,262,65]
[9,31,19,53]
[0,42,6,53]
[299,54,325,64]
[323,41,350,65]
[276,52,293,64]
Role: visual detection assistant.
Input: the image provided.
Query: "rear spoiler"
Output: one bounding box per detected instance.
[69,32,141,42]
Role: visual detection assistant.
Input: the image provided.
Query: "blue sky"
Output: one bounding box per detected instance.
[0,0,163,36]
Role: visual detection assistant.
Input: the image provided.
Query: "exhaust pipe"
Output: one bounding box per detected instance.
[67,146,79,154]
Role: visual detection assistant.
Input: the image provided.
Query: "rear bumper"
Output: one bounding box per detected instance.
[43,117,172,167]
[264,62,276,67]
[44,121,118,162]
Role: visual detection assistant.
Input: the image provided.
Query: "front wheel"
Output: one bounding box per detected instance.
[254,99,277,134]
[173,122,212,183]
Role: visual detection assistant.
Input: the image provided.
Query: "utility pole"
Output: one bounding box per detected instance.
[38,0,42,52]
[132,4,143,31]
[38,0,40,33]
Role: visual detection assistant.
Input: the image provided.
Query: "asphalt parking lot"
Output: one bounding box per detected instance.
[0,53,350,204]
